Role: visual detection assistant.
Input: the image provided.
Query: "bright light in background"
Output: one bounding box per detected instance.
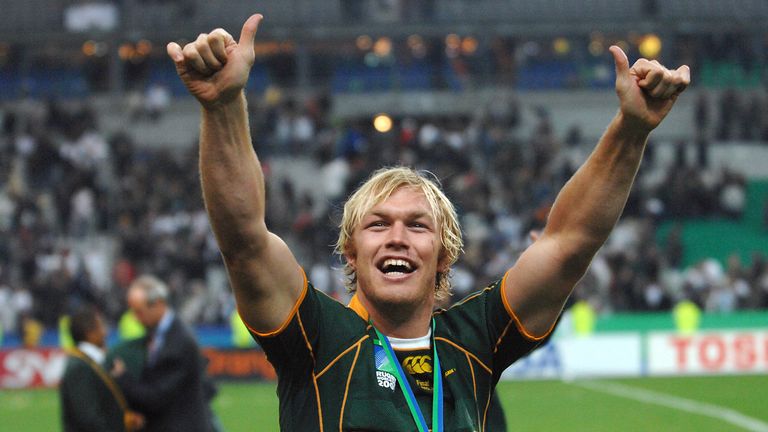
[118,41,153,61]
[639,34,662,58]
[136,39,152,56]
[445,34,460,49]
[588,32,605,57]
[615,40,630,55]
[373,114,393,133]
[356,35,372,51]
[588,41,605,57]
[118,43,134,60]
[553,37,570,55]
[83,41,96,56]
[82,40,107,57]
[445,33,461,58]
[461,36,478,55]
[373,37,392,57]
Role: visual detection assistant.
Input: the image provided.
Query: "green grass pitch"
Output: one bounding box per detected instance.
[2,375,767,431]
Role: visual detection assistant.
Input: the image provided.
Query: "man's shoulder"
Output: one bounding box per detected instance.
[64,351,91,368]
[437,279,504,318]
[303,283,362,319]
[61,354,98,385]
[432,280,507,348]
[169,314,198,341]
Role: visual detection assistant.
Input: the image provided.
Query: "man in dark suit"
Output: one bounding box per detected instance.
[113,275,215,432]
[59,305,144,432]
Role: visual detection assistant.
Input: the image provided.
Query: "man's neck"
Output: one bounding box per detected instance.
[357,294,433,339]
[388,329,431,350]
[153,308,174,335]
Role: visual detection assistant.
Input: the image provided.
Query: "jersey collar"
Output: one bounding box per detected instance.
[347,293,369,322]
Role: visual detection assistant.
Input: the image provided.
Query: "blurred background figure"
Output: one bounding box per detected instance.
[112,275,218,432]
[59,304,144,432]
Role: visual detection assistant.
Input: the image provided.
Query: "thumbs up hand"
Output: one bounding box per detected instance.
[166,14,263,109]
[609,45,690,133]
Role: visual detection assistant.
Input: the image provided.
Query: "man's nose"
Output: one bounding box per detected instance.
[385,222,409,247]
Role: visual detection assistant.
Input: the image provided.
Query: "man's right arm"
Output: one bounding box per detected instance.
[167,14,303,332]
[200,94,304,332]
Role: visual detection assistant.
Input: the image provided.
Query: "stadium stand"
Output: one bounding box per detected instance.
[0,0,766,345]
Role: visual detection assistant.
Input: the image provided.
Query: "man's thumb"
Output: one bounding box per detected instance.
[609,45,630,84]
[238,14,263,52]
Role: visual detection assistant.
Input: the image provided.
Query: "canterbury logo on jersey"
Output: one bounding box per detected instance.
[402,355,433,375]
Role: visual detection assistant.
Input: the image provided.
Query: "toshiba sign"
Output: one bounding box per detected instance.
[648,330,768,375]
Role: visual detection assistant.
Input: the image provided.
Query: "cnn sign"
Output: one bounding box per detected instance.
[0,348,67,389]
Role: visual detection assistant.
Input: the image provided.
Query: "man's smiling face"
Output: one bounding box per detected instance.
[346,186,447,310]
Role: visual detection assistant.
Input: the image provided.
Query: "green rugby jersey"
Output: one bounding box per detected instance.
[249,271,550,431]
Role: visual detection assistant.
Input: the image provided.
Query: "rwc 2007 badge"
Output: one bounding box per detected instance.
[374,341,397,391]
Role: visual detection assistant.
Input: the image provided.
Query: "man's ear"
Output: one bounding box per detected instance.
[344,246,357,268]
[437,250,450,274]
[436,263,450,279]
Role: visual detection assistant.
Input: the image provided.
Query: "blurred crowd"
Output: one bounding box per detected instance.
[0,86,767,342]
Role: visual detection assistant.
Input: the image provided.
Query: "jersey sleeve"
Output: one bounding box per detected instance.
[438,276,555,383]
[243,273,365,380]
[244,274,321,378]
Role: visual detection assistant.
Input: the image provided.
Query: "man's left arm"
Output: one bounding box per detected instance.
[503,46,690,338]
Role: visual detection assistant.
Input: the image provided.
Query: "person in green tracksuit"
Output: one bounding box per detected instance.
[59,305,144,432]
[167,12,689,431]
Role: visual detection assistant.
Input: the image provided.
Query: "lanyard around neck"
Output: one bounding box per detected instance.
[68,348,129,412]
[372,319,443,432]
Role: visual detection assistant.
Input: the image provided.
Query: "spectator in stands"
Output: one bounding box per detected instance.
[717,89,739,140]
[3,21,768,339]
[0,275,11,340]
[144,83,172,122]
[693,91,711,142]
[718,168,747,219]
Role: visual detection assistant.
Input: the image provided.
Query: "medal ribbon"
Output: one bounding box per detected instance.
[373,318,443,432]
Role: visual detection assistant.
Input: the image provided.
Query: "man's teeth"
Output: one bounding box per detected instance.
[383,259,412,273]
[384,259,411,269]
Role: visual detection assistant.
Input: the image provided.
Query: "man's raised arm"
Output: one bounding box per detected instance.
[167,14,303,332]
[504,46,690,337]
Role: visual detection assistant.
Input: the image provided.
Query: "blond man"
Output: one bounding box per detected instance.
[167,14,689,431]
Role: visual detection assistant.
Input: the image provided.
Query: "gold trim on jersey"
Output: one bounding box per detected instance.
[347,293,368,321]
[296,307,324,431]
[338,342,363,432]
[317,334,370,379]
[242,266,308,338]
[500,269,558,341]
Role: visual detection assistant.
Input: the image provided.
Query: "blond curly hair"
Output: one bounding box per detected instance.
[334,166,463,300]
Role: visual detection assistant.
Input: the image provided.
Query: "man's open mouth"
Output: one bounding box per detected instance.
[379,258,416,275]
